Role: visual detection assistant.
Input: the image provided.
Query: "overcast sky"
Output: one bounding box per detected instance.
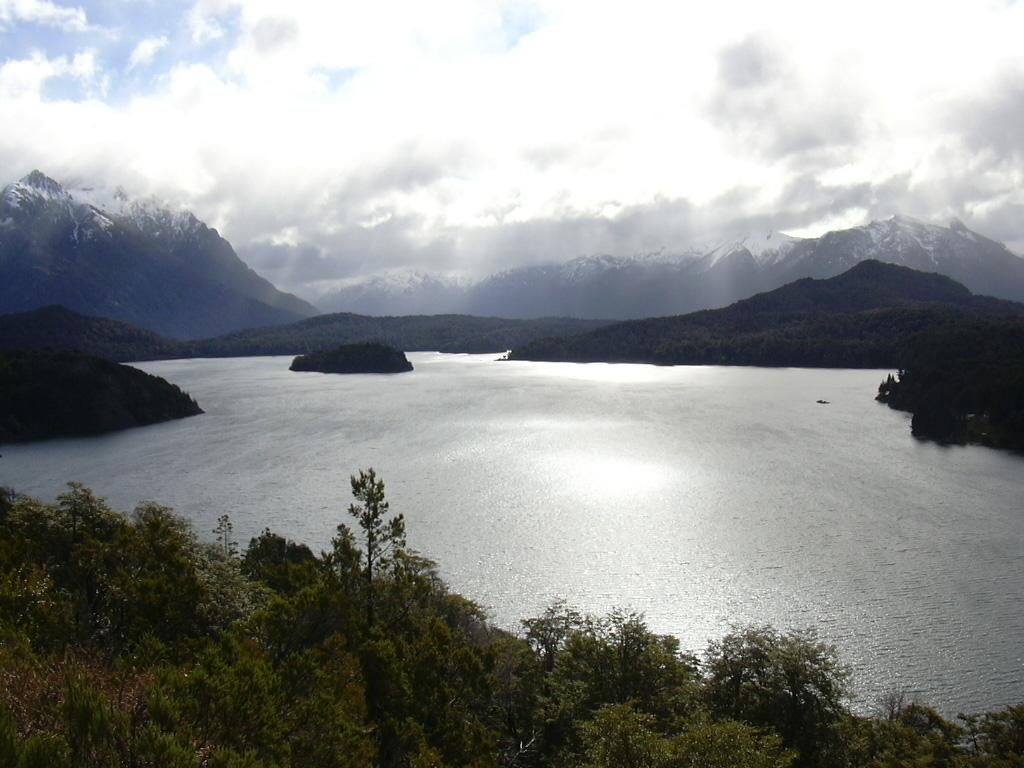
[2,0,1023,298]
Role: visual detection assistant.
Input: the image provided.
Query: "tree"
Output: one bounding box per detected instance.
[337,469,406,628]
[579,703,669,768]
[703,626,849,768]
[213,514,237,558]
[668,720,794,768]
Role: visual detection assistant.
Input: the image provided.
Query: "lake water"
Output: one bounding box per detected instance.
[1,353,1021,714]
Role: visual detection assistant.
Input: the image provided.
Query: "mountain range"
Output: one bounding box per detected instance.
[510,260,1024,367]
[0,171,317,339]
[4,170,1024,332]
[318,216,1024,318]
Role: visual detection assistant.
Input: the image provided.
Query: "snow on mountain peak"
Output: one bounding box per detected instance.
[67,182,200,238]
[733,230,800,261]
[21,170,67,198]
[702,229,801,267]
[3,170,72,209]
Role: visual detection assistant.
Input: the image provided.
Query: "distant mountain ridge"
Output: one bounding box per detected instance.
[510,260,1024,367]
[319,216,1024,319]
[0,305,613,360]
[0,171,318,339]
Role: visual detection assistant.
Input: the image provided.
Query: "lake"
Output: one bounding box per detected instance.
[1,353,1021,714]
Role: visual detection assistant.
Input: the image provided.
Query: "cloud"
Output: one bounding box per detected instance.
[0,0,1023,299]
[127,36,169,71]
[0,0,89,32]
[187,1,231,44]
[0,49,98,98]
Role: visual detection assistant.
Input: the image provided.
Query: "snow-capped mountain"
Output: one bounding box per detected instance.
[320,217,1024,319]
[0,170,317,338]
[318,270,470,315]
[772,215,1024,302]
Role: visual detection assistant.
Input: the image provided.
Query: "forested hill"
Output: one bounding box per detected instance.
[510,261,1024,367]
[0,349,202,443]
[0,306,612,361]
[184,312,612,357]
[0,305,182,362]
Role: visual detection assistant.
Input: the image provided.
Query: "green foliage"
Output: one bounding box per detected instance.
[339,468,406,628]
[667,720,794,768]
[703,626,849,768]
[242,529,318,595]
[1,474,1021,768]
[579,704,669,768]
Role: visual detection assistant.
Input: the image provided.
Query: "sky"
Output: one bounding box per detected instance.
[1,0,1023,299]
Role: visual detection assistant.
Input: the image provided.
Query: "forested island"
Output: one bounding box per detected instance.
[290,343,414,374]
[0,349,202,443]
[1,474,1021,767]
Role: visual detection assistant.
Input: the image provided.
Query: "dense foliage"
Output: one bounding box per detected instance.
[876,321,1024,449]
[1,476,1021,767]
[0,350,202,444]
[290,344,414,374]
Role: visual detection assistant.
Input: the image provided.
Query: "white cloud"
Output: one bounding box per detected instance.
[187,0,232,44]
[0,49,99,98]
[0,0,89,31]
[1,0,1024,294]
[128,36,169,71]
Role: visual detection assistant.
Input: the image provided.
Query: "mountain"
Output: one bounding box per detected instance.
[0,171,318,339]
[774,215,1024,299]
[318,217,1024,319]
[509,260,1024,367]
[318,271,470,315]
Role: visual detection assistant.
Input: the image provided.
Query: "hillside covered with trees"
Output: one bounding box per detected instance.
[876,323,1024,449]
[186,313,612,358]
[1,474,1021,767]
[0,306,612,361]
[0,349,202,444]
[510,261,1024,367]
[0,305,183,362]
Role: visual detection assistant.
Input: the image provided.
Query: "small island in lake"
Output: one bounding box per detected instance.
[0,349,203,443]
[290,342,414,374]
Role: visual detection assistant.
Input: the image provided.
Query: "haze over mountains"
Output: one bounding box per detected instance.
[319,215,1024,319]
[4,171,1024,333]
[0,171,317,339]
